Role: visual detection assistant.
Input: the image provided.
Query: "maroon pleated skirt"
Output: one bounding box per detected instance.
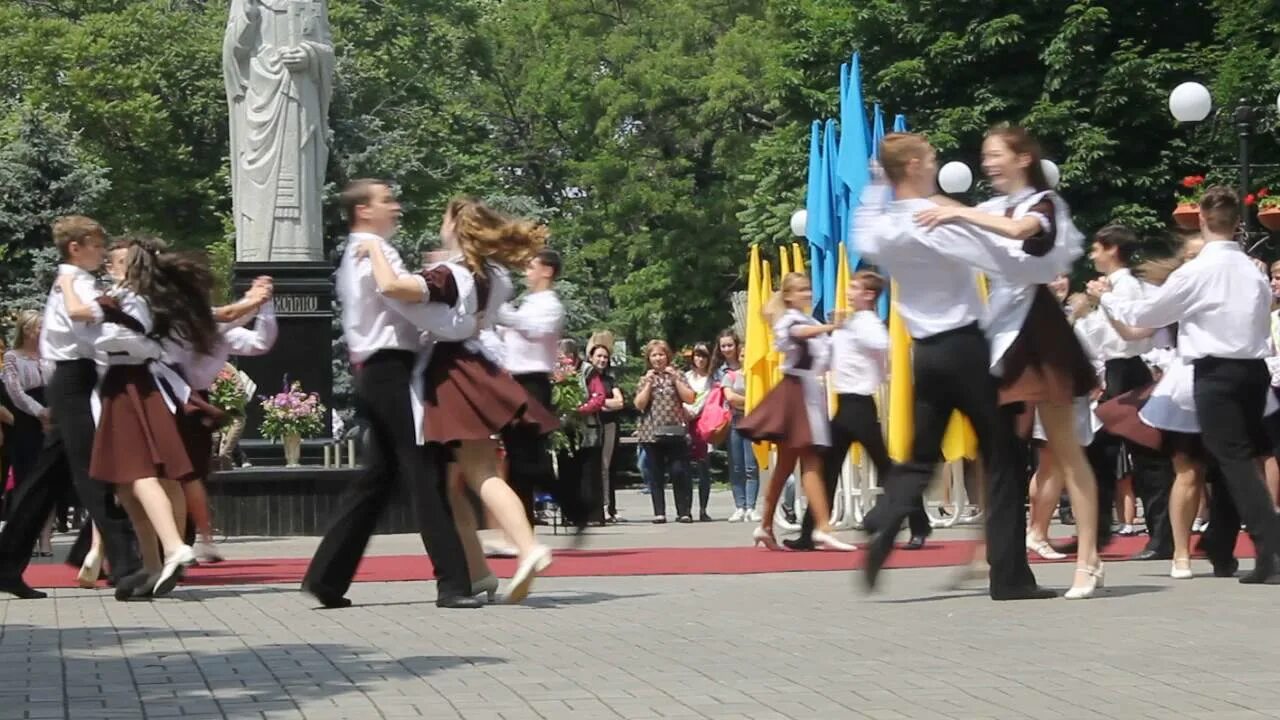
[736,376,818,452]
[999,286,1099,437]
[90,365,196,484]
[1095,384,1206,458]
[422,343,560,444]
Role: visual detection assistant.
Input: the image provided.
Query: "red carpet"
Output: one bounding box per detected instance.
[22,534,1257,589]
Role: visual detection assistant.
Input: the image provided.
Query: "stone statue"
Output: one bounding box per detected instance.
[223,0,334,263]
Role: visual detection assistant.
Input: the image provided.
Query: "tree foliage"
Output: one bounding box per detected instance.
[2,0,1279,353]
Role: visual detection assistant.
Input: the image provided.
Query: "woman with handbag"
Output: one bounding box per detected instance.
[634,340,697,523]
[578,341,625,524]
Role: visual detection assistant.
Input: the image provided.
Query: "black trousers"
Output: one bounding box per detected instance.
[867,324,1036,593]
[303,351,470,598]
[643,439,692,518]
[0,360,138,582]
[801,393,928,541]
[502,372,590,527]
[1193,357,1280,561]
[1091,356,1172,554]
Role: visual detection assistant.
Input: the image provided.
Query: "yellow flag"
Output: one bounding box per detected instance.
[744,245,767,414]
[791,242,806,276]
[754,258,777,469]
[778,246,791,278]
[886,281,914,462]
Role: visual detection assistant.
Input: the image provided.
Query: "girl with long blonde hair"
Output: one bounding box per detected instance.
[359,197,559,603]
[736,272,855,551]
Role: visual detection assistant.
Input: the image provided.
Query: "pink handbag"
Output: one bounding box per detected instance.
[694,386,732,446]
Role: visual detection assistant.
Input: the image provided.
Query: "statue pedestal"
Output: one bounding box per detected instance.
[232,262,334,449]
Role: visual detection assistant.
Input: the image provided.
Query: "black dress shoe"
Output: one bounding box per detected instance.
[1239,554,1280,584]
[436,595,484,609]
[990,585,1058,601]
[302,582,353,609]
[1130,548,1172,562]
[782,537,815,551]
[0,577,48,600]
[905,535,927,550]
[1212,558,1239,578]
[114,570,154,602]
[860,533,891,592]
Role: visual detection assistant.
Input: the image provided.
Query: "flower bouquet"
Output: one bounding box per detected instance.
[548,366,585,453]
[208,366,248,422]
[259,379,326,467]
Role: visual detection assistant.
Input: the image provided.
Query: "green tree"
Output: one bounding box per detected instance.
[0,103,111,326]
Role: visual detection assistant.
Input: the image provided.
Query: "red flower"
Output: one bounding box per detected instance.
[1246,194,1257,206]
[1259,188,1270,198]
[1181,175,1205,188]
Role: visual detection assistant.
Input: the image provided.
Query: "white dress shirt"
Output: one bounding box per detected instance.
[830,310,888,395]
[90,289,191,424]
[164,301,279,391]
[1089,268,1155,360]
[853,185,1064,340]
[495,289,564,375]
[1100,240,1270,360]
[336,233,475,362]
[40,264,104,362]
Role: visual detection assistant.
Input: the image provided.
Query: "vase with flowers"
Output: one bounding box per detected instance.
[259,378,325,467]
[1173,174,1206,229]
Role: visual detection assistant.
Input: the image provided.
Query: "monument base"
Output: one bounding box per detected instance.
[232,262,335,441]
[206,465,417,536]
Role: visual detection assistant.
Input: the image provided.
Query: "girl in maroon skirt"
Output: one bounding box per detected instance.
[358,197,559,603]
[738,272,856,552]
[916,125,1103,599]
[59,236,219,597]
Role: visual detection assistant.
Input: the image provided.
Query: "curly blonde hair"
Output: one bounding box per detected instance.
[446,197,549,275]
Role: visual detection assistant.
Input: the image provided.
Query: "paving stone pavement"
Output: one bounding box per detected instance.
[5,554,1280,720]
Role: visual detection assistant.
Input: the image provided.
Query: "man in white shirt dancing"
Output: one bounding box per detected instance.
[303,179,477,609]
[1091,186,1280,584]
[856,133,1066,600]
[496,249,591,530]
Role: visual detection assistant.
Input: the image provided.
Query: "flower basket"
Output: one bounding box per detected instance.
[1258,192,1280,231]
[1260,207,1280,232]
[1172,203,1200,230]
[259,379,325,467]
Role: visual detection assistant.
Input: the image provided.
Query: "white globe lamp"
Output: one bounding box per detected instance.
[789,209,808,238]
[1169,82,1212,123]
[1040,159,1060,189]
[938,161,973,194]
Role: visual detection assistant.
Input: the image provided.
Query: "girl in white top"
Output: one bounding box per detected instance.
[60,237,216,597]
[736,272,854,552]
[916,126,1103,599]
[683,342,714,520]
[361,197,558,604]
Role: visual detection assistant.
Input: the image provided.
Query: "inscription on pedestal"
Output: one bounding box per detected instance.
[274,293,320,315]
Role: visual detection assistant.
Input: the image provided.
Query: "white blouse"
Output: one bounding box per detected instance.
[1,350,50,416]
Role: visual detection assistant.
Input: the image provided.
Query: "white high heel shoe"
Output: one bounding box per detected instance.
[471,574,500,601]
[1064,562,1105,600]
[1025,534,1066,560]
[77,547,102,589]
[812,530,857,552]
[504,545,552,604]
[1170,559,1193,580]
[152,544,196,597]
[751,526,780,551]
